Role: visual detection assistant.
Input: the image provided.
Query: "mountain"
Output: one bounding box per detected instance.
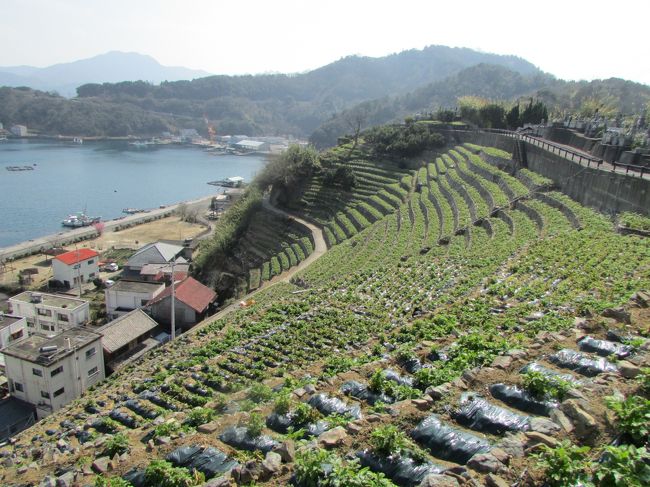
[0,51,212,96]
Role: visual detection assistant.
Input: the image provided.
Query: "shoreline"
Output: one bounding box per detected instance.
[0,194,216,262]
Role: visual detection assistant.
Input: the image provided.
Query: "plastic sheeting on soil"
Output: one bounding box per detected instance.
[122,468,146,487]
[219,426,279,453]
[308,393,362,419]
[356,450,444,487]
[167,445,238,479]
[452,393,531,435]
[265,412,330,437]
[578,336,633,359]
[489,384,558,416]
[125,399,160,420]
[384,369,415,387]
[411,414,490,464]
[548,349,618,377]
[520,362,581,384]
[109,409,138,428]
[139,390,178,411]
[400,357,423,374]
[340,381,395,405]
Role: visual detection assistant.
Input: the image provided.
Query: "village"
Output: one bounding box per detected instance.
[0,190,247,442]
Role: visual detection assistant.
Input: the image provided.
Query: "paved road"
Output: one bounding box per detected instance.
[0,195,215,262]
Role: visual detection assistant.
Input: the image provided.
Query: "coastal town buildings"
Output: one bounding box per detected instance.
[9,125,27,137]
[2,328,104,419]
[148,276,216,330]
[123,242,186,279]
[104,280,165,320]
[8,292,90,335]
[51,248,100,289]
[0,314,27,371]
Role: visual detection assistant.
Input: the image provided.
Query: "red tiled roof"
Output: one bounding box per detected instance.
[147,277,216,313]
[54,248,99,265]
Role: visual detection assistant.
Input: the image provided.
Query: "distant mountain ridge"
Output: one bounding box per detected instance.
[0,51,212,96]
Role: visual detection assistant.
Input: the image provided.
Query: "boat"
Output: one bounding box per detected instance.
[6,165,34,171]
[122,208,147,214]
[61,212,101,228]
[72,137,83,144]
[207,176,246,188]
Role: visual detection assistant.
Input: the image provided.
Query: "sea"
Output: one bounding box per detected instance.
[0,139,267,249]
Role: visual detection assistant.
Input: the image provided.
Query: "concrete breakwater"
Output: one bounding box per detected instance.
[0,195,214,262]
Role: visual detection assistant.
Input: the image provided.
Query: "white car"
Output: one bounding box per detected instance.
[105,263,119,272]
[105,280,115,287]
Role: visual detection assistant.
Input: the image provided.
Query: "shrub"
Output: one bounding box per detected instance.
[153,421,181,439]
[94,476,133,487]
[248,383,274,403]
[247,412,265,438]
[606,395,650,444]
[370,425,408,455]
[273,393,292,415]
[636,368,650,395]
[185,407,215,427]
[144,460,204,487]
[293,402,321,426]
[522,370,571,401]
[535,441,593,487]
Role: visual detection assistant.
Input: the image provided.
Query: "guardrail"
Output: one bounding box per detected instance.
[612,161,647,178]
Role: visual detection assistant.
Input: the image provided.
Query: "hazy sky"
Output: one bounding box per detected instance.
[1,0,648,85]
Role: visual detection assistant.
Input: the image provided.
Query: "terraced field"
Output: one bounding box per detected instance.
[2,144,649,487]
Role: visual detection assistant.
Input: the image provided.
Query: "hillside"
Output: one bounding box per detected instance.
[1,45,540,137]
[0,51,211,97]
[1,132,648,486]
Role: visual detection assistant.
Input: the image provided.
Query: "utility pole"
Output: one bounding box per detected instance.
[75,246,82,298]
[170,259,176,340]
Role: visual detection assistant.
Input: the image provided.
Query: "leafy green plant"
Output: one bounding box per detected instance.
[246,412,265,438]
[185,407,215,427]
[522,370,572,401]
[370,425,408,455]
[103,433,130,457]
[144,459,204,487]
[293,402,321,426]
[153,421,181,439]
[273,393,292,415]
[535,441,593,487]
[594,445,650,487]
[637,368,650,394]
[94,476,133,487]
[248,383,274,403]
[606,395,650,444]
[97,417,121,433]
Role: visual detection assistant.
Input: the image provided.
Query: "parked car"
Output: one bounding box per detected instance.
[105,263,119,272]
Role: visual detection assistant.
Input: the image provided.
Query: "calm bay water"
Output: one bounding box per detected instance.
[0,139,266,248]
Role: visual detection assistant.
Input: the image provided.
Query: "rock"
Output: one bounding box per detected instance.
[197,421,220,434]
[418,473,460,487]
[425,384,450,401]
[490,447,510,466]
[491,355,513,370]
[146,440,155,452]
[346,422,363,434]
[462,369,479,383]
[550,409,574,433]
[451,377,468,390]
[366,414,382,423]
[525,431,559,448]
[507,349,527,360]
[602,307,631,324]
[55,470,75,487]
[272,440,295,463]
[261,451,282,478]
[154,435,171,446]
[529,417,560,436]
[412,399,430,411]
[304,384,316,394]
[242,460,263,483]
[618,360,641,378]
[486,474,510,487]
[56,439,68,451]
[565,388,587,400]
[497,433,526,458]
[318,427,347,448]
[467,453,505,474]
[561,400,598,439]
[203,476,231,487]
[2,457,13,467]
[39,477,56,487]
[91,456,111,474]
[632,290,650,308]
[17,465,29,474]
[293,388,307,398]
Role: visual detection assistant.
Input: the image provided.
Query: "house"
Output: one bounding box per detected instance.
[96,309,159,372]
[138,263,190,283]
[10,125,27,137]
[0,315,27,370]
[8,292,89,335]
[148,277,217,330]
[52,248,99,289]
[123,242,186,278]
[2,328,104,419]
[104,280,166,320]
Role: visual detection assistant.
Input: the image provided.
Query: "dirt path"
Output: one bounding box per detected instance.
[193,198,327,329]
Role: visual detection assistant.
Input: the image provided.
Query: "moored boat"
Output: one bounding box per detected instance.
[61,212,101,227]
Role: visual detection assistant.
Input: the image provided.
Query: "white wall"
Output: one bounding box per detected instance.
[105,285,164,317]
[9,297,89,336]
[52,257,99,288]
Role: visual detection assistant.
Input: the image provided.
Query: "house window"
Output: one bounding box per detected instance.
[88,272,96,279]
[51,365,63,377]
[10,329,24,341]
[141,299,149,306]
[85,347,96,359]
[32,368,43,377]
[87,259,94,265]
[14,382,23,392]
[53,387,64,397]
[26,319,35,328]
[87,366,98,376]
[40,391,50,399]
[37,308,52,317]
[41,323,55,332]
[57,313,69,322]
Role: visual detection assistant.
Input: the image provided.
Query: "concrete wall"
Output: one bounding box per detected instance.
[447,131,649,216]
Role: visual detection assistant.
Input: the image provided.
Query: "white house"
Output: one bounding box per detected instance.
[10,125,27,137]
[234,139,269,152]
[104,280,166,320]
[123,242,185,278]
[52,248,100,289]
[3,328,104,419]
[0,315,27,370]
[8,291,90,335]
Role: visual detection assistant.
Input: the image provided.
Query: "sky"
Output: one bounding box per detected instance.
[1,0,649,85]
